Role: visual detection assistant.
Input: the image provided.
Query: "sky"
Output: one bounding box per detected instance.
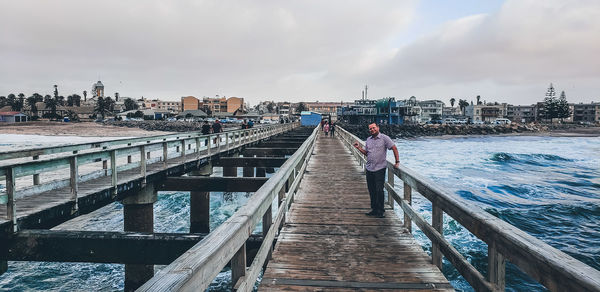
[1,0,599,106]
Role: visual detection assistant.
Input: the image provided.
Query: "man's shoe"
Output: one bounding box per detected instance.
[365,211,376,216]
[374,213,385,218]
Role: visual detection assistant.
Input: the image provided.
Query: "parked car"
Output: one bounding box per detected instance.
[472,120,485,125]
[494,118,511,125]
[443,118,458,125]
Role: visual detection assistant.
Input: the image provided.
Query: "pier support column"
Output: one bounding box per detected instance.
[243,154,254,178]
[223,162,237,177]
[189,163,212,233]
[122,183,157,291]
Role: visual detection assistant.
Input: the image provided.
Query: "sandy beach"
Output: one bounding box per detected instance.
[0,121,174,137]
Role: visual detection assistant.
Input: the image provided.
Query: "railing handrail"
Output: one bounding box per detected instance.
[137,125,319,292]
[0,124,277,162]
[337,125,600,292]
[0,124,292,177]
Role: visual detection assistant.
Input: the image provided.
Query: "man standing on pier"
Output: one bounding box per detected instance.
[353,123,399,218]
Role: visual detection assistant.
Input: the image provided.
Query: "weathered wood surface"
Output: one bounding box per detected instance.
[259,135,451,291]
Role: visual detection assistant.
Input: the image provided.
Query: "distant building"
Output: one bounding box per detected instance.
[181,96,200,111]
[0,111,29,123]
[304,101,350,115]
[573,103,600,124]
[277,102,291,116]
[92,81,104,98]
[200,97,227,114]
[465,103,508,123]
[507,104,536,123]
[417,100,444,122]
[226,97,244,113]
[442,106,462,119]
[157,100,181,113]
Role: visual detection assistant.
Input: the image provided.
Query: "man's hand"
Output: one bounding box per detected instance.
[393,162,400,169]
[353,141,360,149]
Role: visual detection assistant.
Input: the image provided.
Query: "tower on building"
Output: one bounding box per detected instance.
[92,81,104,98]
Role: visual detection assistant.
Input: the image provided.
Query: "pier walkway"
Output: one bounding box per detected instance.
[259,134,451,291]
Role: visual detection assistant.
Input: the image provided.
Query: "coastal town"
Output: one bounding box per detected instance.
[1,82,599,128]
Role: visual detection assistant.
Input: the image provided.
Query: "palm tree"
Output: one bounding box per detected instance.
[458,99,469,115]
[53,85,58,98]
[476,95,481,105]
[72,94,82,107]
[449,98,455,108]
[44,96,58,120]
[7,93,16,109]
[83,90,87,102]
[27,95,39,116]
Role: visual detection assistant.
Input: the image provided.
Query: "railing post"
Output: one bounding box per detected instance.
[432,202,443,269]
[488,241,506,291]
[195,137,200,154]
[263,205,273,262]
[226,132,230,150]
[231,243,246,291]
[6,167,17,232]
[181,139,186,157]
[162,142,168,167]
[403,182,412,233]
[140,146,147,184]
[32,155,40,185]
[70,156,79,212]
[110,150,117,197]
[387,166,394,209]
[207,136,212,156]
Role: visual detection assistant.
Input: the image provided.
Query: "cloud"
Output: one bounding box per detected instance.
[371,0,600,104]
[0,0,418,102]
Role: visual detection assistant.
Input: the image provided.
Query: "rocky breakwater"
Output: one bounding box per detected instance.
[104,120,239,132]
[340,123,543,140]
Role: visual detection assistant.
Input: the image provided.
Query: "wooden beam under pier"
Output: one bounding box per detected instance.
[212,157,287,168]
[158,177,269,192]
[242,148,298,156]
[0,230,263,265]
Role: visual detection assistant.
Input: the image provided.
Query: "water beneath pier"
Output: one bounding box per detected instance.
[0,134,599,291]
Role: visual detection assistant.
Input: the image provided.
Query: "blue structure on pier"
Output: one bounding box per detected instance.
[300,111,322,126]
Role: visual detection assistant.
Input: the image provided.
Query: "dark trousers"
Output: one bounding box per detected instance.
[366,168,386,214]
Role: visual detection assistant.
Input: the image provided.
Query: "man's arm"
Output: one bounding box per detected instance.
[391,145,400,169]
[353,141,367,156]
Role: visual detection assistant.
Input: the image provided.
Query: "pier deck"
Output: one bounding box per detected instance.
[259,135,451,291]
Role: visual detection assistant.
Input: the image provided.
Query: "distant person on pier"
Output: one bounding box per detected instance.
[330,122,335,137]
[248,119,254,128]
[353,123,400,218]
[212,120,223,133]
[201,120,211,135]
[242,119,248,129]
[323,123,330,136]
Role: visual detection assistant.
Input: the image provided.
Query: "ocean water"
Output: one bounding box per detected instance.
[0,134,599,291]
[390,135,600,291]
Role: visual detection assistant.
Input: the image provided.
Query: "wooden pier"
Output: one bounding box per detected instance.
[259,134,452,291]
[2,124,600,292]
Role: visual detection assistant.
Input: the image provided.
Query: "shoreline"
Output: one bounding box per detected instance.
[0,121,174,137]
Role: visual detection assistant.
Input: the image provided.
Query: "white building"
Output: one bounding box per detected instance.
[418,100,444,122]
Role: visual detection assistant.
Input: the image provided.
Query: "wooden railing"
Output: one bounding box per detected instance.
[337,126,600,292]
[1,123,298,232]
[138,125,319,292]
